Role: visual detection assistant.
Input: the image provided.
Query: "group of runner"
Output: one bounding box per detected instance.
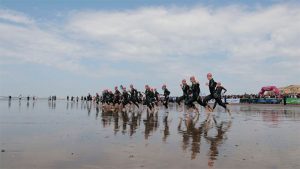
[177,73,230,114]
[97,73,230,114]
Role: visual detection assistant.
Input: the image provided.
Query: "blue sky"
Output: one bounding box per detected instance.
[0,0,300,97]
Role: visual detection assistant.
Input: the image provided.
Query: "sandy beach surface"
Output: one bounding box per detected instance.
[1,100,300,169]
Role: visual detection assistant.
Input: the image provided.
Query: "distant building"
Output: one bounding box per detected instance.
[279,85,300,94]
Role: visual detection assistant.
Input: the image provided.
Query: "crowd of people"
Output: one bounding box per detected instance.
[224,93,300,99]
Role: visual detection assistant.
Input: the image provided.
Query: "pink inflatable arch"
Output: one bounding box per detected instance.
[259,86,280,96]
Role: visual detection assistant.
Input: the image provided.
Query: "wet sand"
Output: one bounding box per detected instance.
[1,100,300,169]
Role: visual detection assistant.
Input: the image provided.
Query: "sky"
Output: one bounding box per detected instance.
[0,0,300,97]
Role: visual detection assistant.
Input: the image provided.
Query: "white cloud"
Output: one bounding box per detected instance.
[0,9,34,25]
[1,4,300,94]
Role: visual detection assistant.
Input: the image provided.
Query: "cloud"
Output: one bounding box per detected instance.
[0,9,34,25]
[1,3,300,94]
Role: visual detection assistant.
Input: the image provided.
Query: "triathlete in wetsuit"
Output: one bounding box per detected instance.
[177,79,190,105]
[144,85,153,110]
[162,84,170,108]
[101,90,108,104]
[203,73,229,113]
[154,88,160,106]
[95,93,100,104]
[213,82,227,110]
[114,86,121,105]
[186,76,205,108]
[129,84,139,108]
[121,87,130,106]
[108,91,114,104]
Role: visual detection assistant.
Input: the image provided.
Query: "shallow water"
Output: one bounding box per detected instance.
[1,100,300,169]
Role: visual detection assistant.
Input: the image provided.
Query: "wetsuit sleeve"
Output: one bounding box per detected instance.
[222,87,227,93]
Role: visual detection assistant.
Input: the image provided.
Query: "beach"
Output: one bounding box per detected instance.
[1,100,300,169]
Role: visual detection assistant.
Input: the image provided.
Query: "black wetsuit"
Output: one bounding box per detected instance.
[163,88,170,108]
[154,91,160,106]
[114,90,121,105]
[177,84,190,105]
[144,89,154,110]
[122,91,130,106]
[138,92,143,103]
[87,94,92,101]
[203,79,227,109]
[107,93,114,104]
[95,94,100,104]
[213,86,227,109]
[101,92,107,104]
[130,88,139,108]
[186,82,205,108]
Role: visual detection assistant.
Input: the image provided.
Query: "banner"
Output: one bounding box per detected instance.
[286,98,300,104]
[223,98,240,104]
[240,98,282,104]
[256,98,281,104]
[207,98,240,104]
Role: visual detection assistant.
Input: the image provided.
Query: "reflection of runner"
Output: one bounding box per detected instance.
[203,117,232,167]
[177,111,202,159]
[162,112,170,143]
[143,111,159,140]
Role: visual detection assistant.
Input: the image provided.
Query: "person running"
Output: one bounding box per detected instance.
[144,85,154,110]
[95,93,100,104]
[185,76,207,111]
[121,87,130,107]
[129,84,140,108]
[162,84,170,108]
[114,86,121,105]
[177,79,190,105]
[154,88,160,106]
[203,73,230,114]
[212,82,227,110]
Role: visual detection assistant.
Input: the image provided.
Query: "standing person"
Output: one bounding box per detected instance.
[162,84,170,109]
[212,82,227,110]
[177,79,190,105]
[283,94,287,106]
[67,96,69,101]
[203,73,230,114]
